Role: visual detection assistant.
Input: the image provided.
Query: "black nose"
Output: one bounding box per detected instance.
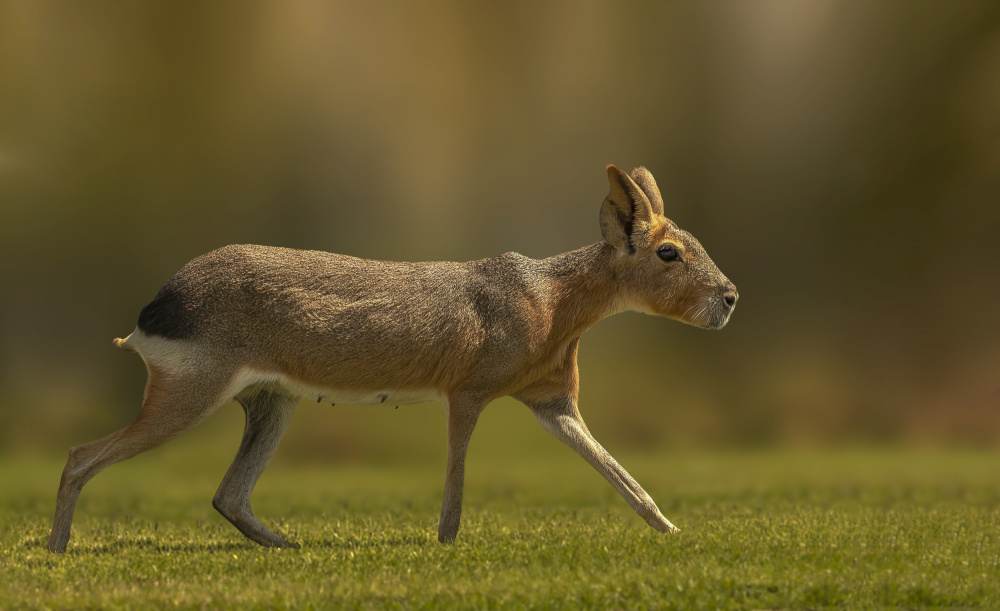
[723,289,738,308]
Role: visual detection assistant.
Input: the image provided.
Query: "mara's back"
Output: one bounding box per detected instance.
[134,244,543,392]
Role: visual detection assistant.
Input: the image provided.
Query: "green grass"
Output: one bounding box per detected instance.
[3,443,999,609]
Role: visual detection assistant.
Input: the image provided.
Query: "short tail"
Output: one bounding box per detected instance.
[112,335,136,351]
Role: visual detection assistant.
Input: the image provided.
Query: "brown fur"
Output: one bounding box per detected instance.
[47,165,737,552]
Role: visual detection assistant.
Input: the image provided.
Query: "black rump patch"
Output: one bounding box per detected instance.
[137,285,197,339]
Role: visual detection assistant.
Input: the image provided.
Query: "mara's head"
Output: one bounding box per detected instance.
[600,164,738,329]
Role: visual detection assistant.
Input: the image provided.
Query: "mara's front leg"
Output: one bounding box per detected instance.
[521,394,679,534]
[438,394,487,543]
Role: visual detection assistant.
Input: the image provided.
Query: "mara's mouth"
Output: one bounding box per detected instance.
[697,303,735,330]
[676,300,733,330]
[657,294,735,329]
[703,317,729,330]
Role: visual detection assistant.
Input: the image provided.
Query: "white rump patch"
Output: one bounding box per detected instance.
[121,329,213,375]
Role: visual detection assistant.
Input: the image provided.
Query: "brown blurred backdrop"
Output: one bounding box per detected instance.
[1,0,999,458]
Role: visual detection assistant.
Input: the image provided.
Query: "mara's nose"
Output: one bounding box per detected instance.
[722,286,738,308]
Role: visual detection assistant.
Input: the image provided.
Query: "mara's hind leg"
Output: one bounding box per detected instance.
[213,388,298,548]
[47,367,234,552]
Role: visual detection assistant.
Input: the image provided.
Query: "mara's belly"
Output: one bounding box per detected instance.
[224,367,444,407]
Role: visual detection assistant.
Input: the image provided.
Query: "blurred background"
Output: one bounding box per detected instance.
[1,0,999,462]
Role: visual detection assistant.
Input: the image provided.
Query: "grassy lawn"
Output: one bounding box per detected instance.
[2,439,999,609]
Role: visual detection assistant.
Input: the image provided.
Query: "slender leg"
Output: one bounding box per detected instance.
[213,389,298,548]
[526,396,678,533]
[48,368,231,552]
[437,395,485,543]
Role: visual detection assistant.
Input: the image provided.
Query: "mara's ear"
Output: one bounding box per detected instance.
[629,166,664,217]
[600,164,655,254]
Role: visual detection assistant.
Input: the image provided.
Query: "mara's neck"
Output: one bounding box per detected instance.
[539,241,624,342]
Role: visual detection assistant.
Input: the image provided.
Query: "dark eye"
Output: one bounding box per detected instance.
[657,245,680,262]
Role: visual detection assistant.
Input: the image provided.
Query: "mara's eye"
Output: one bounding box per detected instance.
[657,245,680,262]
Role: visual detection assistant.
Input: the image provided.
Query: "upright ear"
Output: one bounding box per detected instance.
[629,166,664,217]
[600,164,655,254]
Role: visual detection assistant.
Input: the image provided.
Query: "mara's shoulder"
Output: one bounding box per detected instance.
[462,251,552,297]
[466,250,539,277]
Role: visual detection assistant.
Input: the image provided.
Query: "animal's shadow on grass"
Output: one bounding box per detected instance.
[304,532,435,550]
[84,539,255,555]
[21,535,256,556]
[21,531,437,556]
